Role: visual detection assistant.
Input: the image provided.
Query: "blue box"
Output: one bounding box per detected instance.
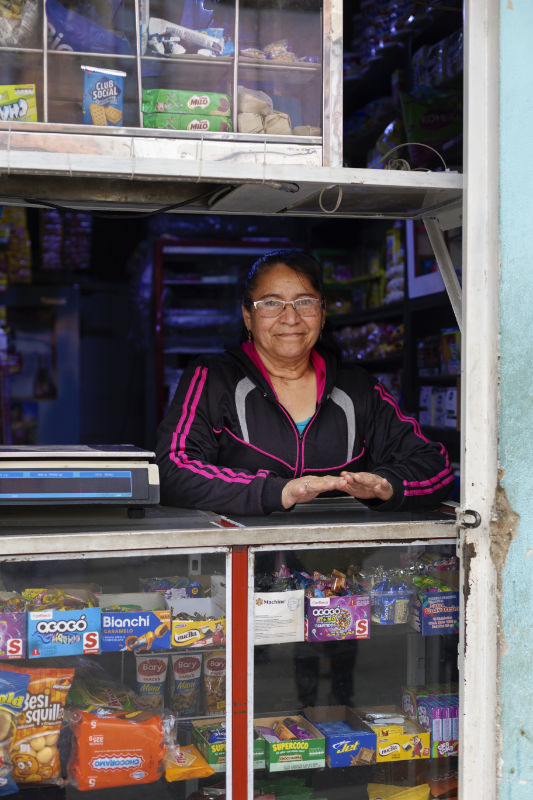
[27,608,100,658]
[409,590,460,636]
[304,706,376,767]
[99,593,171,653]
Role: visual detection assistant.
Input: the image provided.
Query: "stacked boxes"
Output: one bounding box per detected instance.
[402,685,459,758]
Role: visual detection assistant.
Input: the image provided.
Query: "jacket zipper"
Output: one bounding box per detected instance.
[263,391,301,478]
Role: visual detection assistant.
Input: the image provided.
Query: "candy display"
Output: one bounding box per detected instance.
[0,84,37,123]
[333,321,404,364]
[3,666,74,786]
[81,65,126,127]
[68,709,165,790]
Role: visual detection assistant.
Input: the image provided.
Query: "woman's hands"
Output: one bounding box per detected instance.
[340,471,393,502]
[281,471,393,509]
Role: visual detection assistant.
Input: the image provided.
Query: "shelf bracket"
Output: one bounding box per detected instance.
[423,216,463,331]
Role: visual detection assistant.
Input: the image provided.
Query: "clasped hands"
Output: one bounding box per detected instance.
[281,471,393,510]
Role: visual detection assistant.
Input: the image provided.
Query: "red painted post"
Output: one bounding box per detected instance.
[232,544,249,800]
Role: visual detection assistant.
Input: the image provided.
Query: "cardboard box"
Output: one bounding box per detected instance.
[99,593,171,652]
[191,718,265,771]
[0,611,26,659]
[171,617,226,648]
[416,696,459,758]
[254,590,304,645]
[304,706,376,767]
[191,718,227,772]
[27,607,100,658]
[254,715,325,772]
[356,706,430,762]
[304,595,370,642]
[408,590,459,636]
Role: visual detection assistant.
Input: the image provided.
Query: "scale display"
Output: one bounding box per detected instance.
[0,470,134,499]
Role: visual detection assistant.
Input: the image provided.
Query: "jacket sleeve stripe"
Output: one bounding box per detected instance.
[169,366,268,484]
[404,474,455,496]
[373,382,453,490]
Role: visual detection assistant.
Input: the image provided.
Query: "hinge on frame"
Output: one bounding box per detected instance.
[457,508,482,529]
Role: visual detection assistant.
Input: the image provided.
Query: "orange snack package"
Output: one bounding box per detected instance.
[2,666,74,786]
[164,743,215,782]
[68,709,165,790]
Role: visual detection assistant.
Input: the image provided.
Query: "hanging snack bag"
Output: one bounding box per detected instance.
[81,65,126,127]
[170,653,202,716]
[68,709,165,790]
[203,650,226,715]
[0,667,30,797]
[2,666,74,787]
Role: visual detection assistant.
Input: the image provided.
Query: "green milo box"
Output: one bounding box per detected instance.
[143,112,233,132]
[142,89,231,116]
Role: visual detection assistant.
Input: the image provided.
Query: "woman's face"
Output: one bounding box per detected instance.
[242,262,325,365]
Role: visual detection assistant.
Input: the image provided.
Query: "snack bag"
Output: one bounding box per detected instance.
[81,65,126,126]
[164,743,214,782]
[3,666,74,786]
[170,653,202,716]
[203,650,225,715]
[0,667,30,796]
[68,709,165,790]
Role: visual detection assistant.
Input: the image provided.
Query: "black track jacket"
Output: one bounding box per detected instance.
[156,344,453,516]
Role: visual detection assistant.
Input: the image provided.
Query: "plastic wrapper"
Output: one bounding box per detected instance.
[0,0,38,47]
[148,16,223,55]
[0,667,30,797]
[164,743,214,782]
[237,85,273,116]
[68,709,165,790]
[135,653,169,710]
[170,653,202,716]
[22,587,98,611]
[203,650,225,715]
[46,0,132,54]
[2,666,74,787]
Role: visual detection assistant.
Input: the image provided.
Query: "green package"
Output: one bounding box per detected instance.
[0,84,37,122]
[142,89,231,116]
[143,112,233,132]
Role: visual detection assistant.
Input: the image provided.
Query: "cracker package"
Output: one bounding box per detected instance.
[203,650,225,715]
[81,65,126,126]
[3,666,74,786]
[68,709,165,790]
[164,743,214,782]
[0,84,37,122]
[0,667,30,796]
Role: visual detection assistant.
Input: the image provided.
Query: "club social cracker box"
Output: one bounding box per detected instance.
[304,706,376,768]
[27,607,100,658]
[304,595,370,642]
[99,593,170,652]
[81,65,126,126]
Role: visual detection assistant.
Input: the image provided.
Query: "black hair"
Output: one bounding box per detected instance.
[241,248,325,308]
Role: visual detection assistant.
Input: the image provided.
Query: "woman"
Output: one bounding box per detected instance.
[156,249,453,515]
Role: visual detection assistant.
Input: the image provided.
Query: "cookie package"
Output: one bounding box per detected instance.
[81,65,126,127]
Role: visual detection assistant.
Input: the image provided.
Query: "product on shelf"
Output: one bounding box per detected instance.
[23,586,101,659]
[191,719,226,772]
[170,652,202,716]
[82,65,126,127]
[367,783,431,800]
[143,113,233,132]
[0,0,38,47]
[254,715,325,772]
[68,661,141,713]
[3,665,74,786]
[440,327,461,375]
[304,706,376,767]
[164,742,214,782]
[0,667,30,796]
[146,16,224,56]
[46,0,132,54]
[99,592,171,652]
[68,709,165,790]
[142,89,231,116]
[0,84,37,123]
[356,706,430,762]
[135,652,169,710]
[203,650,225,715]
[334,322,404,364]
[0,592,25,659]
[408,575,459,637]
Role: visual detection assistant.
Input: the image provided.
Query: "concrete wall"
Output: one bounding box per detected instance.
[499,2,533,796]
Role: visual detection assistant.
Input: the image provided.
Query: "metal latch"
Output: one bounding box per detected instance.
[458,508,482,529]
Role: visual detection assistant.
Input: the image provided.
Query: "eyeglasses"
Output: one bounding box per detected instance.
[251,297,323,318]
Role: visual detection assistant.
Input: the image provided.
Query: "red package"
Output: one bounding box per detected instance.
[68,709,165,790]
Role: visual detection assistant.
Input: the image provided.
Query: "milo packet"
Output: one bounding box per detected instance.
[142,88,231,116]
[143,113,232,132]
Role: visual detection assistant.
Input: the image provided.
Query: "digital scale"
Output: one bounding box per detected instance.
[0,445,160,507]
